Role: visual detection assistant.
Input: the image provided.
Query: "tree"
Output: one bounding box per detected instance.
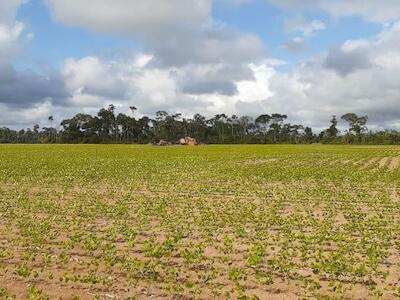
[154,111,169,140]
[326,115,339,138]
[238,116,253,141]
[191,114,208,141]
[97,105,117,141]
[129,106,137,114]
[214,114,228,143]
[137,116,152,142]
[48,116,54,142]
[61,113,93,143]
[270,114,288,143]
[129,106,137,142]
[341,113,368,142]
[289,124,304,144]
[229,115,239,141]
[255,114,271,143]
[48,116,54,128]
[4,105,398,145]
[116,113,132,142]
[304,127,314,143]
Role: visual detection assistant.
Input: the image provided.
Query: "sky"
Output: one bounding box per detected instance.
[1,0,400,131]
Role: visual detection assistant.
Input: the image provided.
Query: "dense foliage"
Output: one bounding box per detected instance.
[1,105,400,144]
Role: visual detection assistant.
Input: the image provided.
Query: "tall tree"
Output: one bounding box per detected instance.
[229,115,239,141]
[129,106,137,141]
[97,104,117,141]
[239,116,253,141]
[48,116,54,142]
[270,114,288,143]
[48,116,54,128]
[341,113,368,142]
[214,114,228,143]
[255,114,271,143]
[326,115,339,138]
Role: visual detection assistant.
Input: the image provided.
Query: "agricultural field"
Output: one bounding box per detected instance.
[1,144,400,299]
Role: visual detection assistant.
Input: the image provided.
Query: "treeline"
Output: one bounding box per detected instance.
[1,105,400,144]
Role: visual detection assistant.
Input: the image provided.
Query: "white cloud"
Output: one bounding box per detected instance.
[0,0,266,127]
[0,101,52,128]
[0,22,23,48]
[44,0,266,104]
[321,0,400,23]
[0,0,57,114]
[62,56,132,100]
[284,15,326,36]
[3,0,400,132]
[57,54,275,121]
[6,18,400,130]
[45,0,265,67]
[284,37,306,52]
[269,0,400,23]
[53,55,281,123]
[0,0,27,23]
[0,22,32,62]
[248,21,400,129]
[0,0,31,63]
[59,55,212,117]
[45,0,211,36]
[283,15,325,52]
[234,63,274,106]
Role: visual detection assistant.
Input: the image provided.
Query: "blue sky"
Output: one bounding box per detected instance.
[17,0,381,69]
[16,0,140,69]
[213,1,380,62]
[1,0,400,129]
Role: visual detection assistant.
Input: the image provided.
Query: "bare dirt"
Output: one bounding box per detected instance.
[388,156,400,172]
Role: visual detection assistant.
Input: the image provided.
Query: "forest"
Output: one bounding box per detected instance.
[1,104,400,144]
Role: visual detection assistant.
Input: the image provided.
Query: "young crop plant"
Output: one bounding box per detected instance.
[0,144,399,298]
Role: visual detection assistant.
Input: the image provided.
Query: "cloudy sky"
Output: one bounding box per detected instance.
[1,0,400,130]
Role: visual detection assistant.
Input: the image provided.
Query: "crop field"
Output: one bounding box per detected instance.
[1,144,400,299]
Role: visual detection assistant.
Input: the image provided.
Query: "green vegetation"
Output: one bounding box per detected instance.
[1,144,400,298]
[2,105,400,145]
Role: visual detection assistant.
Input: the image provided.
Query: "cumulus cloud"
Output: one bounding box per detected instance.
[44,0,265,94]
[3,0,400,132]
[323,47,371,76]
[58,55,213,116]
[283,15,325,52]
[268,0,400,23]
[176,63,255,96]
[0,0,27,23]
[0,22,24,60]
[45,1,265,66]
[0,0,32,63]
[284,37,307,52]
[323,21,400,76]
[55,55,273,121]
[62,56,132,101]
[0,0,69,124]
[0,63,68,108]
[0,0,65,116]
[57,56,273,121]
[148,26,265,67]
[5,21,400,130]
[45,0,211,37]
[284,15,326,36]
[242,21,400,129]
[1,0,266,127]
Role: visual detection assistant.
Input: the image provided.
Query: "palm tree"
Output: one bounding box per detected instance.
[129,106,137,114]
[48,116,54,128]
[48,116,54,142]
[129,106,137,142]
